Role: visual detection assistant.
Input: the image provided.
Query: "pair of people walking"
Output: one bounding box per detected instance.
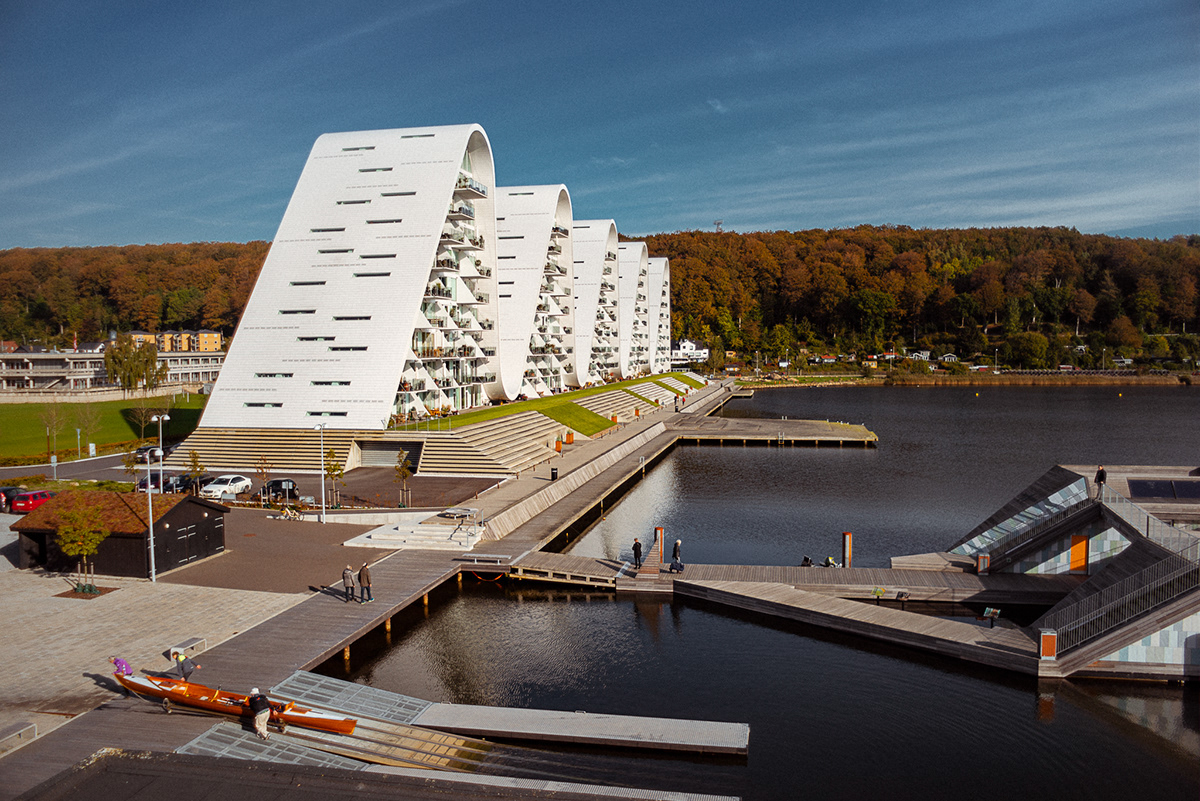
[342,563,373,603]
[630,537,684,572]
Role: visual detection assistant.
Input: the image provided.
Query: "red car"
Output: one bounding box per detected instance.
[10,490,56,513]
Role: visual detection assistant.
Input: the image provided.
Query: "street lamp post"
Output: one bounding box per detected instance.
[314,423,326,524]
[151,414,170,492]
[76,427,81,460]
[994,348,999,374]
[146,447,162,581]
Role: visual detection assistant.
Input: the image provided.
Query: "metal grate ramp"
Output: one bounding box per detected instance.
[178,722,365,769]
[271,670,432,724]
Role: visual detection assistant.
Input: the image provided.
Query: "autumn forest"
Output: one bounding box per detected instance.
[1,227,1198,369]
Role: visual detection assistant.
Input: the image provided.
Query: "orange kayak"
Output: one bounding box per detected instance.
[116,674,356,735]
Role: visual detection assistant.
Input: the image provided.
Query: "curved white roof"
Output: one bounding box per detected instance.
[570,220,619,385]
[491,185,575,400]
[616,241,648,379]
[647,257,671,373]
[200,124,499,430]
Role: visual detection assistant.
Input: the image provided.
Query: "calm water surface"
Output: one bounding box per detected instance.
[323,385,1200,800]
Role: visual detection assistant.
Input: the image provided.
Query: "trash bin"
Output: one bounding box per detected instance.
[551,467,558,481]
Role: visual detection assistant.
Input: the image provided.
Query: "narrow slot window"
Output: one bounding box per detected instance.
[244,402,284,408]
[310,227,345,233]
[354,272,391,278]
[359,253,396,259]
[342,146,375,151]
[254,373,294,378]
[329,346,367,351]
[498,235,524,240]
[333,315,371,321]
[337,199,371,205]
[318,248,354,254]
[298,336,335,342]
[366,219,402,224]
[290,281,326,286]
[400,134,435,139]
[358,167,393,173]
[381,191,416,197]
[311,380,352,386]
[306,411,348,416]
[279,309,316,315]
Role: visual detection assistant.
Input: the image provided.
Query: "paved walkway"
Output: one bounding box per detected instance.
[0,569,304,745]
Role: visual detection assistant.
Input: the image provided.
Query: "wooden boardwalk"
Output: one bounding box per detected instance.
[674,580,1041,675]
[512,552,1083,605]
[668,416,877,447]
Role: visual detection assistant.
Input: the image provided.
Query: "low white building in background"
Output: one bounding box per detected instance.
[671,339,709,366]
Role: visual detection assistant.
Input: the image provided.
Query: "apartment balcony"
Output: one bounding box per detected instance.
[605,251,617,262]
[455,174,488,198]
[447,202,476,220]
[551,224,569,238]
[475,265,492,277]
[424,284,453,299]
[477,319,495,330]
[547,242,562,255]
[603,266,613,275]
[434,257,460,273]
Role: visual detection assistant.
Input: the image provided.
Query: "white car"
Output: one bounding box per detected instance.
[199,474,252,498]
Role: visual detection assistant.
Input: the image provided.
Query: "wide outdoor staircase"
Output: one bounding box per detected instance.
[577,389,657,423]
[455,411,564,473]
[164,428,359,472]
[626,380,677,405]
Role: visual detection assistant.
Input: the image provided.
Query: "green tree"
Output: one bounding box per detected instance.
[56,504,110,590]
[1007,332,1049,368]
[324,449,345,507]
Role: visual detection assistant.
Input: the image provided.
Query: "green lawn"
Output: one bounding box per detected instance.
[0,393,208,463]
[400,372,706,437]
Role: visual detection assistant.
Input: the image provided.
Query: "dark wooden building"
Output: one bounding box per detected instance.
[12,490,228,578]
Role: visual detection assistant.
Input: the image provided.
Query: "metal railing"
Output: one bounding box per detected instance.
[1044,537,1199,654]
[986,497,1097,566]
[1042,487,1200,655]
[1099,485,1196,552]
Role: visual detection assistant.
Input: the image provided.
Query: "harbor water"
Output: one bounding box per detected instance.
[321,384,1200,800]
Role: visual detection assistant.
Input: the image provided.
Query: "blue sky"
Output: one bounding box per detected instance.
[1,0,1196,248]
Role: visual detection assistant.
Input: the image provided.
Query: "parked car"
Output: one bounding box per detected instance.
[174,474,211,494]
[136,474,166,493]
[0,486,22,513]
[199,474,252,498]
[262,478,300,502]
[11,490,56,513]
[133,445,162,463]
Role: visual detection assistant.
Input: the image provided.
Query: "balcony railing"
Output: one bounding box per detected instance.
[448,202,476,219]
[551,225,569,238]
[455,174,488,197]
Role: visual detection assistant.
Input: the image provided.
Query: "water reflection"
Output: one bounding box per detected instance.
[323,386,1200,800]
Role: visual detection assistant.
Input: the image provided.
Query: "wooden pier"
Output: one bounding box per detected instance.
[669,416,877,447]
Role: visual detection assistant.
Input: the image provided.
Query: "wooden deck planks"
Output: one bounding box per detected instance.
[675,580,1040,674]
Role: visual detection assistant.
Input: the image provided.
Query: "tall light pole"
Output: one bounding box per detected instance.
[146,447,162,581]
[151,414,170,492]
[314,423,326,524]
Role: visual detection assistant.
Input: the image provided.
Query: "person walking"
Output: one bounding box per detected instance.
[171,650,201,681]
[358,562,373,603]
[247,688,271,740]
[632,538,642,569]
[342,565,357,603]
[672,539,682,562]
[1094,465,1107,497]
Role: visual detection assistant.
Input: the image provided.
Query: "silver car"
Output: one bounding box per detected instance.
[199,474,252,498]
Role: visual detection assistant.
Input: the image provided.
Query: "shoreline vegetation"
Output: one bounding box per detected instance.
[733,372,1191,389]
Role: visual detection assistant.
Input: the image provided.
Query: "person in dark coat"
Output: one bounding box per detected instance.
[358,562,373,603]
[247,687,271,740]
[342,565,357,603]
[632,538,642,569]
[1094,465,1107,497]
[672,539,681,561]
[171,651,200,681]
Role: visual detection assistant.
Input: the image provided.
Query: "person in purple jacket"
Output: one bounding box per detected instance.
[109,656,133,676]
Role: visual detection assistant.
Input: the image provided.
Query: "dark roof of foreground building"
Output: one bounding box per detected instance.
[16,749,681,801]
[11,490,228,536]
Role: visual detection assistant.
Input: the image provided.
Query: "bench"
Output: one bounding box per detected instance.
[461,553,508,564]
[0,722,36,753]
[172,637,207,654]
